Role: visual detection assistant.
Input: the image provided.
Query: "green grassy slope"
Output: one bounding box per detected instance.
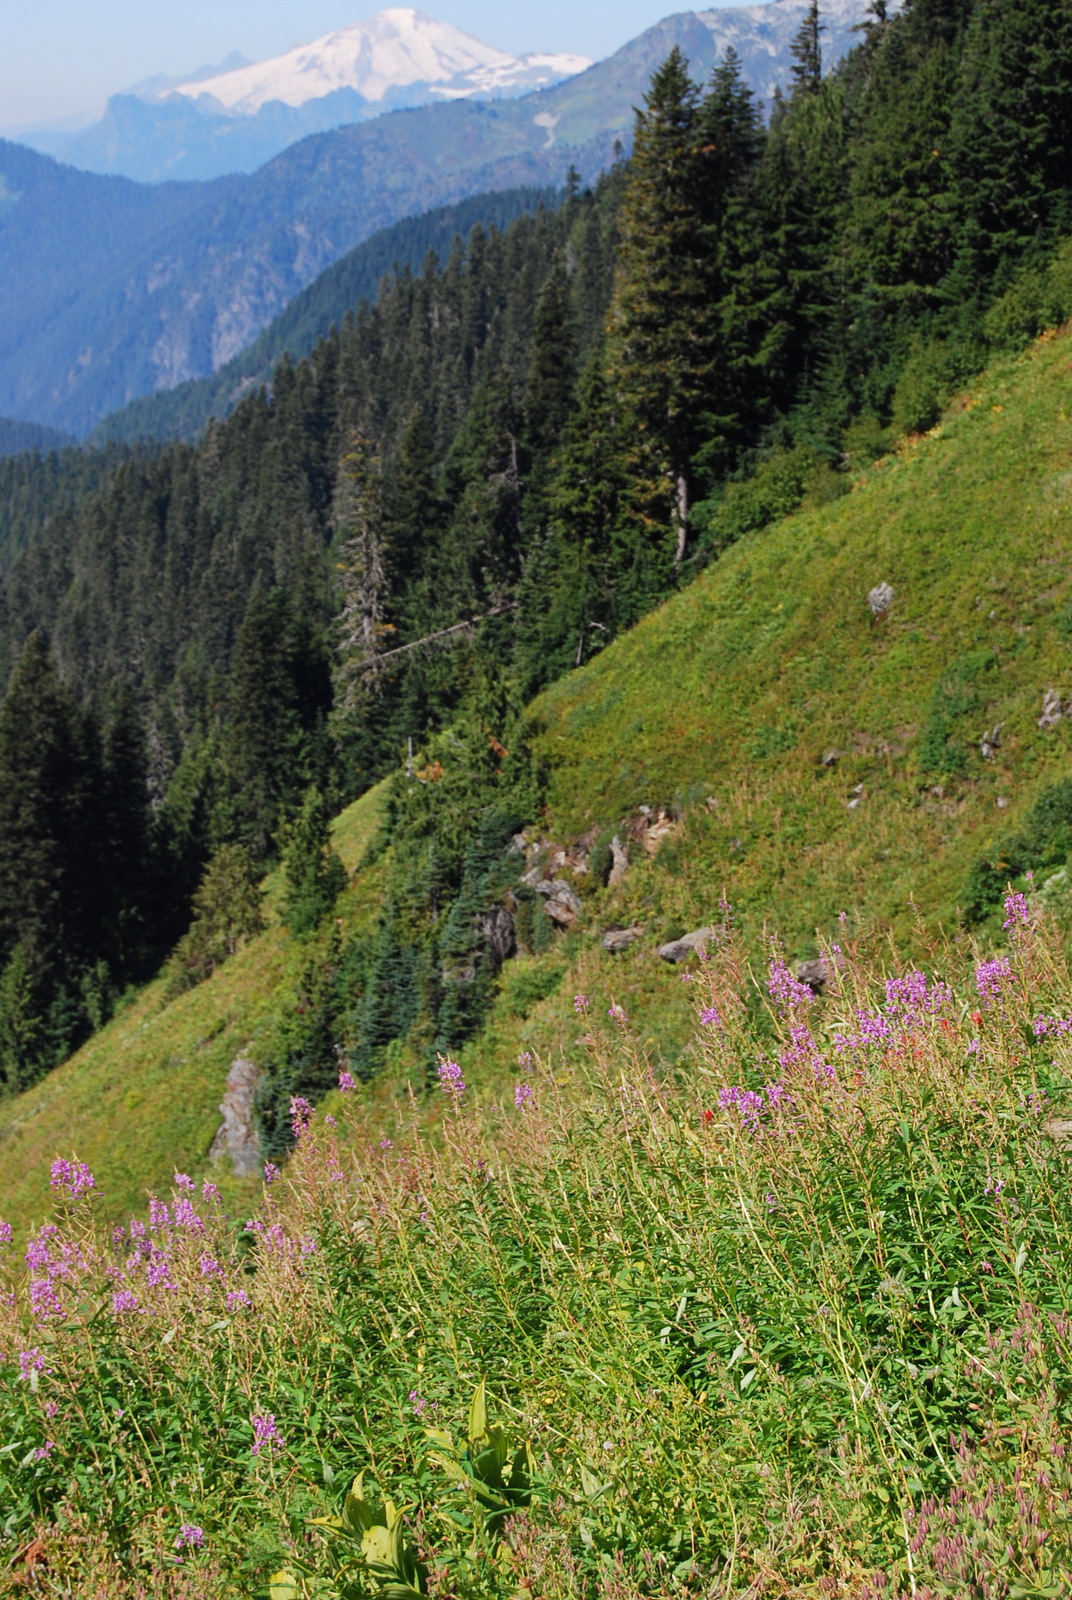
[4,327,1072,1233]
[455,327,1072,1082]
[0,784,386,1237]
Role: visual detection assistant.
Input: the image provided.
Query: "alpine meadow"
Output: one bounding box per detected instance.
[3,0,1072,1594]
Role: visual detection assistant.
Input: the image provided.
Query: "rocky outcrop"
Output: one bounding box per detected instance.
[603,925,643,953]
[536,879,583,927]
[209,1054,261,1177]
[658,925,724,963]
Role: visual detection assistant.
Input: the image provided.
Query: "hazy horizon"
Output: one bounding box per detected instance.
[1,0,748,132]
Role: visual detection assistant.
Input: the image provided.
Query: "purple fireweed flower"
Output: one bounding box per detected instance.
[299,1235,318,1256]
[329,1166,344,1182]
[834,1009,892,1055]
[884,969,954,1023]
[201,1180,222,1205]
[0,1220,11,1246]
[768,959,813,1012]
[176,1524,204,1552]
[34,1441,54,1461]
[719,1085,765,1129]
[985,1177,1005,1199]
[1003,890,1030,930]
[50,1158,95,1200]
[975,955,1013,1004]
[43,1399,58,1418]
[172,1172,195,1192]
[437,1058,465,1097]
[379,1138,392,1150]
[517,1050,532,1071]
[18,1348,44,1380]
[198,1253,223,1279]
[111,1289,140,1314]
[966,1039,981,1057]
[779,1021,834,1080]
[410,1390,427,1416]
[251,1413,282,1455]
[324,1113,337,1128]
[173,1197,204,1233]
[338,1069,356,1092]
[607,1004,627,1025]
[226,1289,251,1312]
[148,1200,171,1233]
[24,1223,57,1274]
[147,1251,177,1291]
[700,1006,720,1027]
[514,1082,535,1109]
[289,1097,314,1138]
[29,1279,64,1322]
[263,1163,279,1185]
[573,993,589,1015]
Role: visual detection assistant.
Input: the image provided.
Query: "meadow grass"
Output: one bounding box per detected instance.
[2,892,1072,1597]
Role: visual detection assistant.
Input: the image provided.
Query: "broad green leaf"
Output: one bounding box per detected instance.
[270,1571,300,1600]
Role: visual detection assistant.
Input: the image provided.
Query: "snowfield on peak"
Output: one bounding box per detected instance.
[171,8,590,114]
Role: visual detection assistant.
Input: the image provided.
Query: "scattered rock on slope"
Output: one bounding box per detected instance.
[603,925,643,953]
[867,582,894,617]
[658,925,724,963]
[536,879,583,927]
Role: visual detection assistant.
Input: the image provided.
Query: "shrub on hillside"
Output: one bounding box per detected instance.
[165,844,264,995]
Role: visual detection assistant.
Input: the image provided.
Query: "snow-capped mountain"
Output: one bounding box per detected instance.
[170,9,589,115]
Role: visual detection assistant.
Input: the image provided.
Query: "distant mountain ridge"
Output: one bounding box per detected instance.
[22,8,590,184]
[20,1,872,184]
[1,2,876,436]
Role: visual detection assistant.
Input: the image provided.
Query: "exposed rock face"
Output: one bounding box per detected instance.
[657,925,724,963]
[608,835,629,886]
[603,925,643,953]
[867,582,894,617]
[981,725,1002,760]
[628,806,678,855]
[536,879,583,926]
[209,1054,261,1177]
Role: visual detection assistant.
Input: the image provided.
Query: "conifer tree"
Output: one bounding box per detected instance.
[790,2,825,95]
[0,633,78,970]
[607,47,709,566]
[282,786,347,937]
[335,432,389,708]
[99,680,152,976]
[225,591,302,859]
[524,256,577,468]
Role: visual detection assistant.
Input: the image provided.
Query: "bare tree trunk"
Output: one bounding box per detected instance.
[673,473,688,569]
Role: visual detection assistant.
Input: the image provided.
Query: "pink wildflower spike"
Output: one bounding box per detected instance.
[437,1059,465,1097]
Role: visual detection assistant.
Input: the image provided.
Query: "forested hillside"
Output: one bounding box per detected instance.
[0,0,1070,1102]
[92,186,562,446]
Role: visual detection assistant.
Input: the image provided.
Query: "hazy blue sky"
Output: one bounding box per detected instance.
[1,0,736,130]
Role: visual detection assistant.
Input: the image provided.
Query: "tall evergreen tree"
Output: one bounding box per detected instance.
[0,633,79,970]
[607,47,710,566]
[524,255,577,469]
[790,1,825,95]
[224,591,302,858]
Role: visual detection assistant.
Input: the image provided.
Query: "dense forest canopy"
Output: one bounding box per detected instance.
[0,0,1070,1105]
